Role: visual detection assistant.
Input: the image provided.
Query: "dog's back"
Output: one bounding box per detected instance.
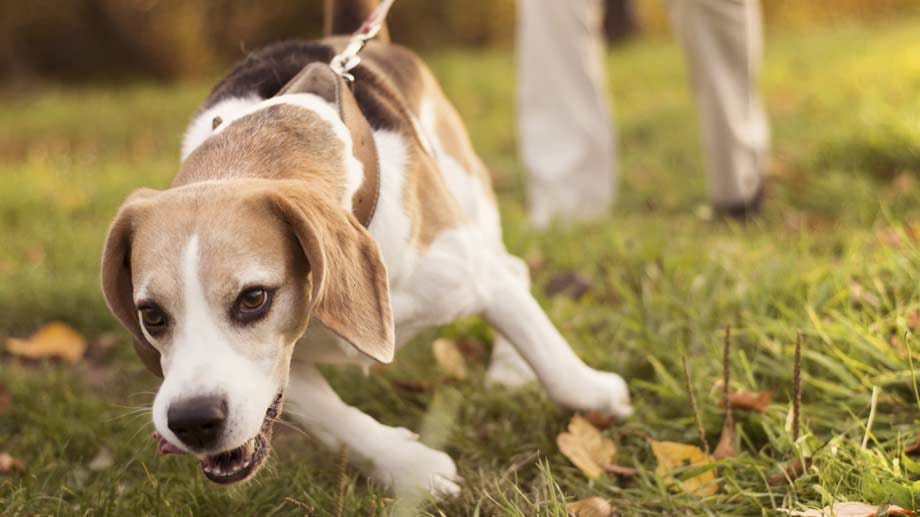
[181,1,501,250]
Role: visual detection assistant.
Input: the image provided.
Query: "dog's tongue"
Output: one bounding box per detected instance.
[152,432,187,455]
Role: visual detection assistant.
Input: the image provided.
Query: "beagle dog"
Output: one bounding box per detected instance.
[101,0,632,497]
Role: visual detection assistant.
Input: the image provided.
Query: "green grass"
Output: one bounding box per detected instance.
[3,17,920,516]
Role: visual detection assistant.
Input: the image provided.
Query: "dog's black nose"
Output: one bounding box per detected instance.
[167,396,227,450]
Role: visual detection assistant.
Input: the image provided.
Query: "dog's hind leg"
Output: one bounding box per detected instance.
[285,362,461,498]
[481,254,633,418]
[485,256,538,387]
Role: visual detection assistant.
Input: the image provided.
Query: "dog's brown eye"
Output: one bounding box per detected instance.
[232,287,273,324]
[138,305,168,335]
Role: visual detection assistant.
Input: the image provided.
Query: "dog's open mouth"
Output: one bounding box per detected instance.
[200,392,282,484]
[154,393,283,484]
[200,431,267,483]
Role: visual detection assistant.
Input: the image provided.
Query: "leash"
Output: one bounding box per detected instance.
[327,0,435,158]
[330,0,397,82]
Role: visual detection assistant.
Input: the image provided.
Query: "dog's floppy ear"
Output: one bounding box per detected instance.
[267,185,395,363]
[100,189,164,377]
[277,62,341,103]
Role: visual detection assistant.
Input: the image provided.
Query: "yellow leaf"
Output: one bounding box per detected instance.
[432,338,467,380]
[5,322,87,363]
[566,496,613,517]
[557,415,616,479]
[782,502,914,516]
[650,440,718,496]
[0,452,26,473]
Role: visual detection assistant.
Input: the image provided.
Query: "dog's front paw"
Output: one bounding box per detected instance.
[373,431,461,499]
[549,368,633,419]
[589,370,633,419]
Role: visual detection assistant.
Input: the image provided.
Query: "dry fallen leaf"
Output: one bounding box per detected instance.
[650,440,718,496]
[390,378,432,393]
[890,335,909,358]
[768,457,811,486]
[557,415,616,479]
[582,410,615,430]
[891,172,916,194]
[454,337,485,362]
[712,413,737,460]
[545,272,592,300]
[432,338,468,381]
[88,447,114,471]
[603,464,638,478]
[0,383,10,416]
[904,432,920,456]
[27,243,46,265]
[0,452,26,473]
[850,282,881,308]
[722,389,773,413]
[907,309,920,331]
[5,322,87,363]
[782,502,913,516]
[566,496,613,517]
[525,254,545,275]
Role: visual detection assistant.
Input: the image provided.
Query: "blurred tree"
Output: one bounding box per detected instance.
[1,0,918,83]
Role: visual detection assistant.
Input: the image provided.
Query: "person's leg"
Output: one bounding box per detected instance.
[667,0,770,213]
[517,0,616,228]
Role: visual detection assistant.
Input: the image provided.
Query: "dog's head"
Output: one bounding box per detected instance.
[100,67,394,484]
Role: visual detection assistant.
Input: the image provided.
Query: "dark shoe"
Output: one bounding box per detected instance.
[713,183,765,221]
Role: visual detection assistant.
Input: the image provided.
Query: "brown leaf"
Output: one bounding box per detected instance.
[891,172,917,194]
[454,337,485,362]
[432,338,468,381]
[850,282,881,308]
[782,502,914,516]
[890,335,909,358]
[525,254,545,275]
[877,224,919,248]
[566,496,613,517]
[27,243,46,265]
[602,464,638,478]
[557,415,616,479]
[906,309,920,331]
[0,383,10,416]
[92,332,121,352]
[650,440,718,496]
[390,379,432,393]
[904,432,920,456]
[545,272,591,300]
[0,452,26,473]
[722,389,773,413]
[582,410,615,430]
[712,413,737,460]
[768,457,812,486]
[5,322,87,363]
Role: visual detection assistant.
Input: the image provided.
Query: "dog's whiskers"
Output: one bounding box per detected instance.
[270,416,311,439]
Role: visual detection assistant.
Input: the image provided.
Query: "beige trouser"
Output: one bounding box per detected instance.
[517,0,770,227]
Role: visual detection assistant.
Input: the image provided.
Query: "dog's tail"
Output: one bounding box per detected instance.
[324,0,391,43]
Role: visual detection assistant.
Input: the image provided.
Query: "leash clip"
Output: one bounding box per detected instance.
[329,0,396,82]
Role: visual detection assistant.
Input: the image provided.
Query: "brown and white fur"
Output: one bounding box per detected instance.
[101,0,631,498]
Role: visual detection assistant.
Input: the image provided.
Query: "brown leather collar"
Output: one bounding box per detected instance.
[339,83,381,228]
[277,63,380,227]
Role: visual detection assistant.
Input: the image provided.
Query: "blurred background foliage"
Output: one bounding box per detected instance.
[2,0,919,83]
